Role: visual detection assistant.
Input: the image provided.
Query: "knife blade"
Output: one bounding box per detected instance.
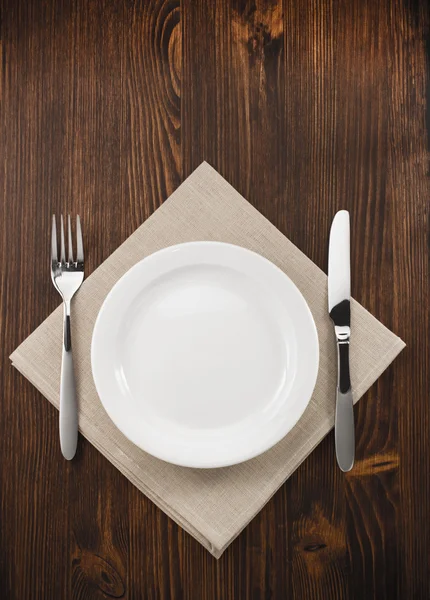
[328,210,355,472]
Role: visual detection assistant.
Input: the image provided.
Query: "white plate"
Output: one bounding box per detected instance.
[91,242,319,468]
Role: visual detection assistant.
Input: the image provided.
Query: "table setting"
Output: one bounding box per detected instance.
[4,0,428,595]
[10,162,405,558]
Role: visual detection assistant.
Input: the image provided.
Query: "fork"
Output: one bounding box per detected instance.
[51,215,84,460]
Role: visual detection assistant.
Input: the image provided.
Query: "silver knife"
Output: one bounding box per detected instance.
[328,210,355,472]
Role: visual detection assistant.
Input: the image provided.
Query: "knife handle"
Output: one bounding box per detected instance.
[335,341,355,471]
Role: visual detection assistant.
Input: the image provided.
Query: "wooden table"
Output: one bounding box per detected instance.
[1,1,428,598]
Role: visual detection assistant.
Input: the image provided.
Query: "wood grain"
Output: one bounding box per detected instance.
[0,0,428,598]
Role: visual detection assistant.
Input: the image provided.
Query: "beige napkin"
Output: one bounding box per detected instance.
[10,162,405,558]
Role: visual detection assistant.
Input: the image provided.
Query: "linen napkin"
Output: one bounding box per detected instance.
[10,162,405,558]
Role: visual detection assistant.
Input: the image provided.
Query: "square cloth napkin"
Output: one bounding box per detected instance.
[11,162,405,558]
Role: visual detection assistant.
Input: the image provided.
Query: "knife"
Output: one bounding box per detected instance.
[328,210,355,472]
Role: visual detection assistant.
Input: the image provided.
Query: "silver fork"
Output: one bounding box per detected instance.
[51,215,84,460]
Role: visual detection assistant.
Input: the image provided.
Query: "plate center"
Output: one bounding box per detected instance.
[119,265,291,430]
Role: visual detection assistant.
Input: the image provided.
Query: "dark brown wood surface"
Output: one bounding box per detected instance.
[1,0,429,598]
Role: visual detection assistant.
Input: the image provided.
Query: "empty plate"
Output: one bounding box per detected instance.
[91,242,319,467]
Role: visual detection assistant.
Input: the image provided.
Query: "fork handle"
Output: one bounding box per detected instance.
[60,302,78,460]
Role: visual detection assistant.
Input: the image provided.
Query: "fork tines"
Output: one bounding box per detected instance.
[51,215,84,266]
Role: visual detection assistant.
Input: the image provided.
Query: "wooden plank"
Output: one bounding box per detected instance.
[121,1,183,598]
[0,2,74,598]
[182,1,291,596]
[282,2,350,597]
[388,1,429,597]
[329,1,400,598]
